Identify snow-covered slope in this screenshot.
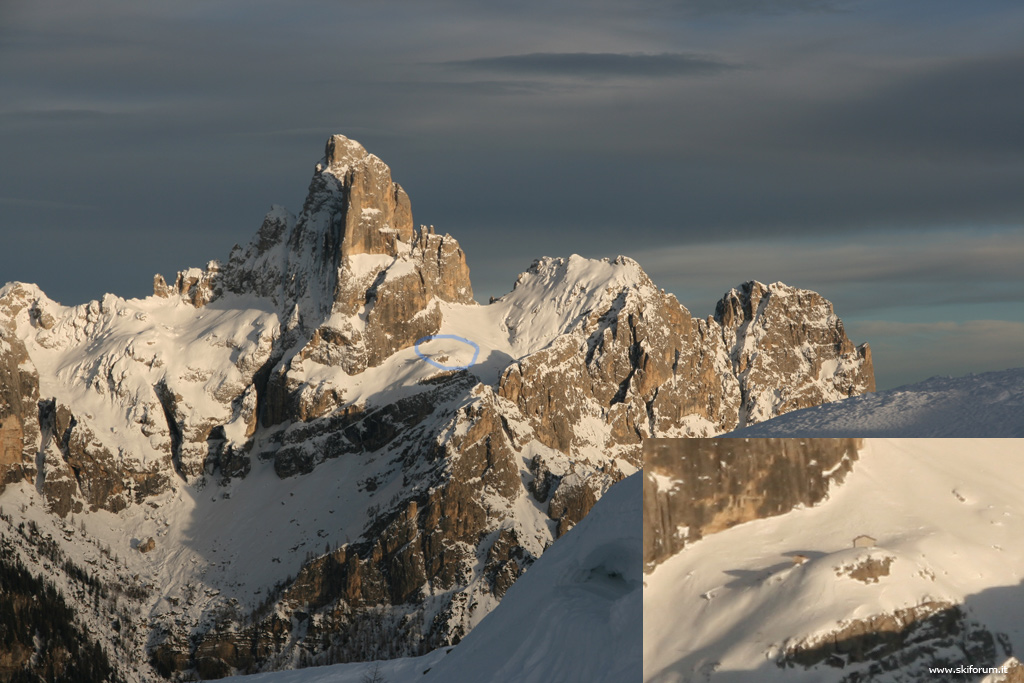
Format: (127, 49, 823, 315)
(727, 368, 1024, 437)
(419, 473, 640, 683)
(227, 651, 447, 683)
(233, 473, 640, 683)
(644, 439, 1024, 682)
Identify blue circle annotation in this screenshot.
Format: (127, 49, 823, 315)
(414, 335, 480, 371)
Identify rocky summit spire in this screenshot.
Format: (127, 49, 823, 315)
(156, 134, 474, 376)
(319, 133, 415, 258)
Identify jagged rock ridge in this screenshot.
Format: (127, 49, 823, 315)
(0, 134, 872, 679)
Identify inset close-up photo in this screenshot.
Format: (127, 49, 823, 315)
(644, 438, 1024, 683)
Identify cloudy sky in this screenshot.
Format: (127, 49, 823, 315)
(2, 0, 1022, 389)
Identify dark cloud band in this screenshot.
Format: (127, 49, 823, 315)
(445, 52, 737, 78)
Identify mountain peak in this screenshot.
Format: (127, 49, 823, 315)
(149, 134, 473, 375)
(306, 133, 415, 259)
(324, 133, 369, 169)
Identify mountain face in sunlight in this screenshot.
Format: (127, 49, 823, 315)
(0, 135, 870, 680)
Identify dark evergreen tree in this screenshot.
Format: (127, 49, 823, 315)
(0, 551, 120, 682)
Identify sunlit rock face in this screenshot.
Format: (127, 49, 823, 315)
(715, 281, 875, 425)
(643, 438, 863, 571)
(0, 288, 40, 492)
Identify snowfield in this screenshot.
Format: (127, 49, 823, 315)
(727, 368, 1024, 437)
(644, 439, 1024, 682)
(227, 651, 446, 683)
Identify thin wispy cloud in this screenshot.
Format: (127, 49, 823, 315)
(853, 319, 1024, 338)
(445, 52, 738, 79)
(0, 196, 97, 211)
(629, 229, 1024, 289)
(798, 52, 1024, 162)
(662, 0, 859, 14)
(620, 228, 1024, 332)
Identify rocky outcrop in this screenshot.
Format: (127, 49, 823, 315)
(495, 261, 873, 463)
(836, 554, 894, 584)
(153, 136, 472, 384)
(218, 137, 471, 384)
(495, 263, 724, 455)
(716, 281, 874, 424)
(323, 134, 415, 258)
(643, 438, 862, 570)
(153, 262, 220, 307)
(173, 389, 538, 673)
(779, 601, 1002, 681)
(993, 658, 1024, 683)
